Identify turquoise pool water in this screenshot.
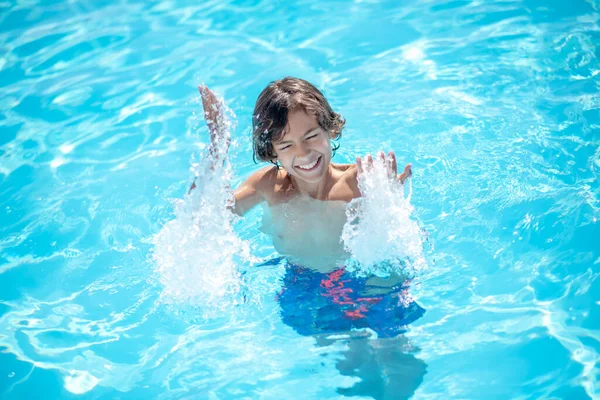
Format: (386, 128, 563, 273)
(1, 0, 599, 398)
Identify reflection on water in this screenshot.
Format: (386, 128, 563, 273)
(317, 332, 427, 400)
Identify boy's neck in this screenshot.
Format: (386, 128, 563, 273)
(290, 164, 335, 201)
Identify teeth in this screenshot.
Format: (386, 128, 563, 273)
(297, 158, 319, 170)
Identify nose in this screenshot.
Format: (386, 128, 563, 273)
(295, 142, 310, 158)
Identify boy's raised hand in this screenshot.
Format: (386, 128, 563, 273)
(198, 85, 230, 153)
(356, 151, 412, 184)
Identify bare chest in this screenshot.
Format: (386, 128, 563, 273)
(263, 168, 359, 206)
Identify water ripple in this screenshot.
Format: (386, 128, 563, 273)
(1, 0, 599, 398)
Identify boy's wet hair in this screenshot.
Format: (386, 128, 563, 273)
(252, 77, 345, 164)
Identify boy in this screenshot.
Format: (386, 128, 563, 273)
(193, 77, 422, 335)
(192, 79, 426, 397)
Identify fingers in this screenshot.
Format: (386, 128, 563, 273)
(197, 85, 223, 141)
(198, 85, 211, 109)
(356, 151, 412, 183)
(366, 154, 373, 171)
(388, 151, 397, 176)
(198, 85, 220, 118)
(357, 154, 372, 174)
(357, 152, 391, 173)
(198, 85, 215, 101)
(379, 150, 399, 179)
(398, 163, 412, 184)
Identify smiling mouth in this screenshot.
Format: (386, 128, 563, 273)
(295, 156, 322, 172)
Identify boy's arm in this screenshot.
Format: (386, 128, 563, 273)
(188, 84, 231, 193)
(232, 167, 273, 216)
(188, 171, 265, 216)
(188, 85, 272, 216)
(199, 85, 230, 158)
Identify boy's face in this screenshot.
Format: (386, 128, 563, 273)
(273, 109, 332, 184)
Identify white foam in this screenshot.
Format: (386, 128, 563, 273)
(152, 96, 253, 318)
(342, 156, 428, 277)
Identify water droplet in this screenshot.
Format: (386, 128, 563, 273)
(8, 372, 15, 378)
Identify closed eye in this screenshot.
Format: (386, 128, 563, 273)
(305, 134, 318, 140)
(278, 145, 291, 150)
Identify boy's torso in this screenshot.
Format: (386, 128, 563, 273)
(254, 163, 360, 272)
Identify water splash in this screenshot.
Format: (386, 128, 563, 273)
(152, 94, 253, 317)
(342, 157, 428, 277)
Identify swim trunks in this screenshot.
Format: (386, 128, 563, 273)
(274, 261, 425, 338)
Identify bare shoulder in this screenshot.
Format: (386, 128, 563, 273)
(244, 165, 293, 202)
(244, 165, 279, 188)
(331, 163, 361, 200)
(333, 162, 359, 182)
(333, 163, 357, 173)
